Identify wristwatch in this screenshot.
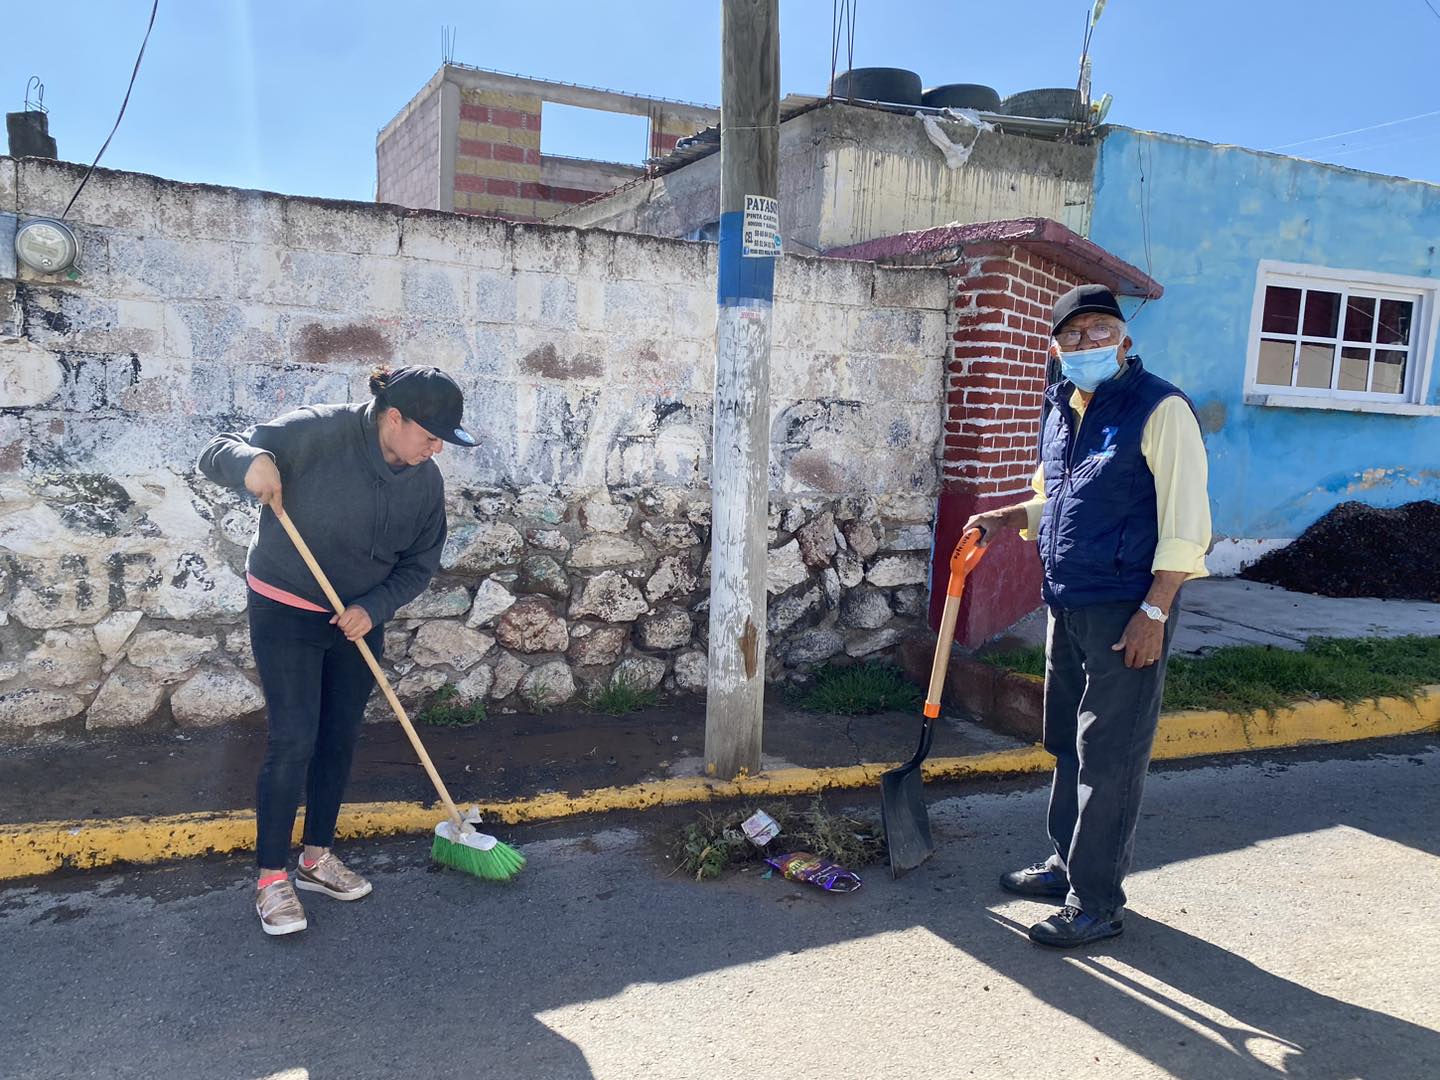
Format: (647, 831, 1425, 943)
(1139, 601, 1168, 623)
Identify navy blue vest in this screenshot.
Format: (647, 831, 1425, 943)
(1037, 356, 1195, 610)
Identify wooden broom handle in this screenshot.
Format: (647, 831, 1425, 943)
(274, 508, 465, 832)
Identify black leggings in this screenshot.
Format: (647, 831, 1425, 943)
(247, 591, 382, 869)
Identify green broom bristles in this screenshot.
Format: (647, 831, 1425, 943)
(431, 830, 526, 881)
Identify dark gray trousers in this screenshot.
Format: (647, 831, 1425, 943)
(1042, 598, 1179, 922)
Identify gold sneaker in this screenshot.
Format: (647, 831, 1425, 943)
(255, 878, 307, 936)
(295, 852, 372, 901)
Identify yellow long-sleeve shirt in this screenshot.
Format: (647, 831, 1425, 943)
(1020, 392, 1212, 580)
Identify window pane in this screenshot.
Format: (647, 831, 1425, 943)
(1257, 339, 1295, 386)
(1302, 290, 1341, 337)
(1377, 299, 1413, 345)
(1344, 296, 1375, 342)
(1373, 350, 1407, 394)
(1262, 286, 1301, 334)
(1338, 347, 1370, 392)
(1296, 343, 1335, 389)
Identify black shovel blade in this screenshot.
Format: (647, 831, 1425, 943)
(881, 762, 934, 878)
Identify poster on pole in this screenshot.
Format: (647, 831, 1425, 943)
(741, 195, 781, 257)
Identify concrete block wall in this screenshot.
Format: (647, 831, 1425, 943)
(0, 157, 949, 740)
(932, 245, 1084, 644)
(376, 85, 442, 210)
(557, 104, 1097, 255)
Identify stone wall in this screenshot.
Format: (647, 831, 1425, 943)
(0, 156, 949, 739)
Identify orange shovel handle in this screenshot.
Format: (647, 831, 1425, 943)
(924, 528, 987, 718)
(946, 526, 986, 597)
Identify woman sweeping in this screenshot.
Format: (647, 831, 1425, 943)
(199, 366, 474, 936)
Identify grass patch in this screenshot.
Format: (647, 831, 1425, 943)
(416, 684, 487, 727)
(798, 662, 922, 715)
(666, 798, 886, 881)
(586, 673, 660, 715)
(1162, 635, 1440, 714)
(978, 645, 1046, 677)
(979, 635, 1440, 715)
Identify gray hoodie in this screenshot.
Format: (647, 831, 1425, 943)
(198, 402, 446, 626)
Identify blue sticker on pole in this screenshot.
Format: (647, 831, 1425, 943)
(718, 207, 775, 306)
(741, 195, 781, 258)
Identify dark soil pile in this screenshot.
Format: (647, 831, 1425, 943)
(1239, 500, 1440, 602)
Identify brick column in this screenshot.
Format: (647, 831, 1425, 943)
(453, 88, 544, 222)
(932, 244, 1084, 645)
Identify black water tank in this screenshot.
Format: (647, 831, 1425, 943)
(921, 84, 1002, 112)
(830, 68, 923, 106)
(6, 111, 57, 158)
(1001, 88, 1085, 121)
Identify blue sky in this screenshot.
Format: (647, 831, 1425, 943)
(4, 1, 1439, 201)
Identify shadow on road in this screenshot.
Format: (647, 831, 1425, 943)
(4, 743, 1437, 1079)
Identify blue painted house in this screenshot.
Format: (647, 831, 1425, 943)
(1088, 127, 1440, 572)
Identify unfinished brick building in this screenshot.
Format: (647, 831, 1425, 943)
(377, 66, 716, 222)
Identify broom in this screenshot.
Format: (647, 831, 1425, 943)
(275, 508, 525, 881)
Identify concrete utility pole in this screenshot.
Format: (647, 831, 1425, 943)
(704, 0, 780, 779)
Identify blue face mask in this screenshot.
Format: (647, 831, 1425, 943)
(1059, 344, 1120, 392)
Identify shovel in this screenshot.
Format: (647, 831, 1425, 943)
(882, 527, 985, 878)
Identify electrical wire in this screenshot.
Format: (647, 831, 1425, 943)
(62, 0, 160, 220)
(829, 0, 856, 99)
(1323, 127, 1440, 159)
(830, 1, 842, 93)
(1129, 138, 1155, 321)
(1266, 108, 1440, 152)
(1423, 0, 1440, 21)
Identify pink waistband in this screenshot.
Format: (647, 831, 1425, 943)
(247, 572, 329, 613)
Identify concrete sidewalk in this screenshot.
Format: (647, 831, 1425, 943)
(2, 576, 1436, 881)
(3, 685, 1436, 881)
(993, 577, 1440, 655)
(0, 699, 1022, 827)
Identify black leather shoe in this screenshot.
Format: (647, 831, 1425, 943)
(999, 861, 1070, 898)
(1028, 905, 1123, 948)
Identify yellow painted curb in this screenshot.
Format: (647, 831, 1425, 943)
(1, 690, 1435, 882)
(1151, 684, 1440, 761)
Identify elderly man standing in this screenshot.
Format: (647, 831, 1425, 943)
(966, 284, 1211, 948)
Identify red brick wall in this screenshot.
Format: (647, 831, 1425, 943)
(932, 243, 1084, 645)
(454, 90, 547, 222)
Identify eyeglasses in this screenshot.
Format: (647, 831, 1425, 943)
(1055, 325, 1121, 348)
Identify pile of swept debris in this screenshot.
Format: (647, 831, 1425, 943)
(1240, 500, 1440, 602)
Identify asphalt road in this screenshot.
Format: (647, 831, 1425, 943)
(4, 738, 1438, 1080)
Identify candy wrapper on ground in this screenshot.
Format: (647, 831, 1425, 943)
(764, 851, 863, 893)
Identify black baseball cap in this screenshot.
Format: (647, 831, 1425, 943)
(1051, 283, 1126, 335)
(382, 366, 476, 447)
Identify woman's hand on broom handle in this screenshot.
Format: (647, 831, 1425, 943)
(272, 506, 466, 833)
(332, 605, 373, 642)
(244, 454, 284, 515)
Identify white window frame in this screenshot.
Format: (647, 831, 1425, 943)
(1243, 260, 1440, 416)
